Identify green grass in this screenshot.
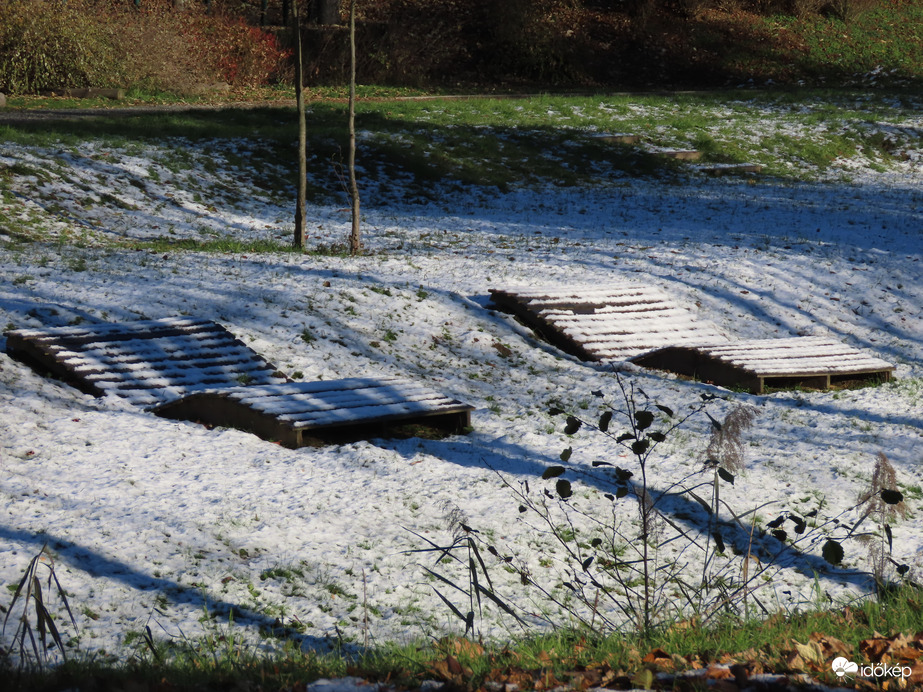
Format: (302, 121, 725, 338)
(132, 237, 307, 254)
(770, 3, 923, 83)
(0, 89, 919, 265)
(4, 584, 921, 690)
(2, 89, 920, 221)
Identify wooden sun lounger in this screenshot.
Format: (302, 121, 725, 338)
(488, 283, 729, 361)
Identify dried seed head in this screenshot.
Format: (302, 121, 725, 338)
(859, 452, 907, 523)
(705, 404, 759, 474)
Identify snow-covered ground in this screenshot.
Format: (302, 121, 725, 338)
(0, 107, 922, 665)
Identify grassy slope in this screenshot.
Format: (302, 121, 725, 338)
(648, 2, 923, 89)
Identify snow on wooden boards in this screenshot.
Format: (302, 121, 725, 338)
(153, 378, 475, 448)
(630, 337, 895, 394)
(4, 318, 476, 445)
(488, 285, 894, 393)
(488, 283, 728, 362)
(4, 317, 286, 409)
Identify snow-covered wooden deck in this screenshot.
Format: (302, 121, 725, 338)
(631, 337, 894, 394)
(153, 378, 474, 448)
(4, 317, 286, 409)
(5, 318, 474, 445)
(488, 283, 729, 361)
(489, 284, 894, 393)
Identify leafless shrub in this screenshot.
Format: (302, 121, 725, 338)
(859, 452, 908, 524)
(405, 504, 523, 639)
(787, 0, 827, 17)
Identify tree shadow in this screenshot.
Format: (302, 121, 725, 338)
(379, 429, 876, 597)
(0, 524, 350, 656)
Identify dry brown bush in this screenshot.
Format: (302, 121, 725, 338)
(0, 0, 289, 95)
(106, 1, 215, 93)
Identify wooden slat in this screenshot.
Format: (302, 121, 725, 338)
(489, 283, 728, 361)
(591, 133, 641, 144)
(697, 338, 893, 376)
(654, 149, 702, 161)
(4, 318, 286, 409)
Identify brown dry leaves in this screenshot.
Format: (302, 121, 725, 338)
(421, 630, 923, 691)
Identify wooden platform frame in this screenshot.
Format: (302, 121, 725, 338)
(489, 285, 895, 394)
(488, 283, 728, 362)
(4, 318, 475, 445)
(4, 317, 286, 409)
(153, 378, 474, 448)
(630, 338, 894, 394)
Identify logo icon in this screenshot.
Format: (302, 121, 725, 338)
(832, 657, 859, 677)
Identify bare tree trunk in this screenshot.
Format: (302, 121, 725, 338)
(347, 0, 361, 255)
(293, 0, 307, 250)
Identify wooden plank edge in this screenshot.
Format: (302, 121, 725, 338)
(699, 163, 763, 176)
(591, 133, 641, 145)
(153, 390, 475, 448)
(631, 346, 894, 394)
(653, 149, 702, 161)
(4, 332, 110, 398)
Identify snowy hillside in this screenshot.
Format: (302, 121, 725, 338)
(0, 109, 921, 664)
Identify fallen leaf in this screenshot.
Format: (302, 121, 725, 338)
(492, 341, 512, 358)
(705, 665, 734, 680)
(642, 647, 674, 669)
(669, 617, 700, 632)
(631, 668, 654, 690)
(886, 632, 923, 661)
(861, 636, 895, 663)
(810, 632, 853, 659)
(446, 654, 464, 676)
(441, 636, 485, 658)
(791, 639, 825, 668)
(784, 650, 807, 671)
